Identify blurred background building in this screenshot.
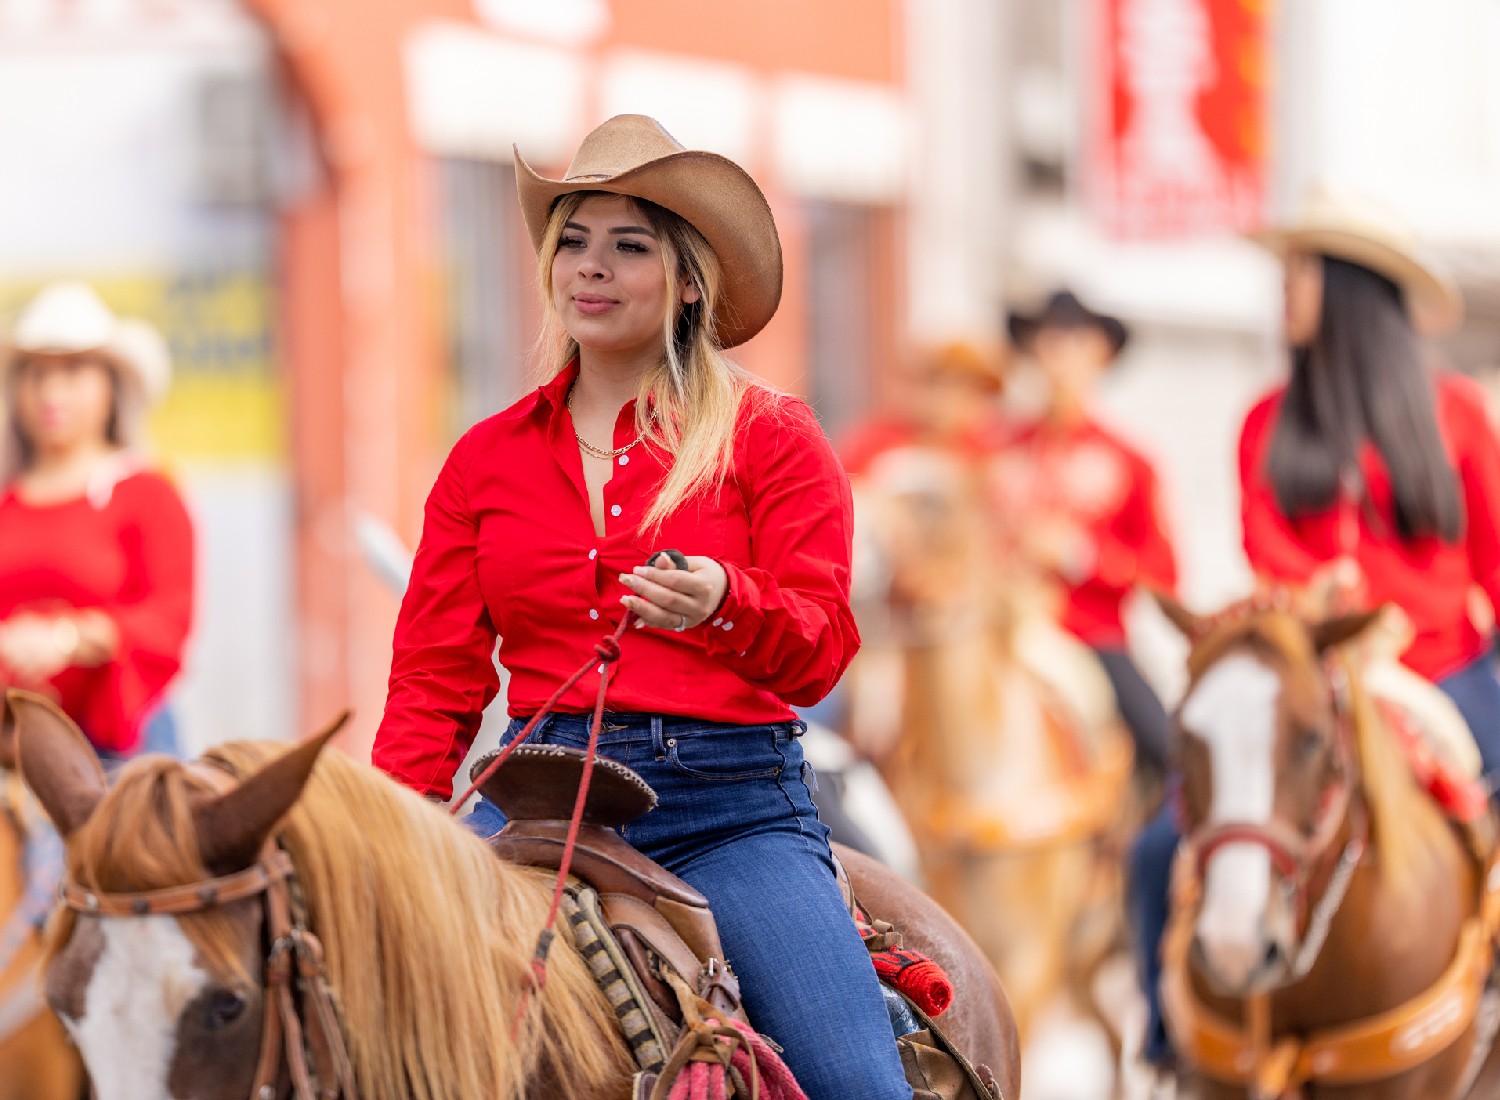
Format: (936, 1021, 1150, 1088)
(3, 0, 1499, 754)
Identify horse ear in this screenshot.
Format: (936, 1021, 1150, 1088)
(1151, 589, 1208, 640)
(10, 689, 107, 838)
(1310, 608, 1386, 654)
(195, 713, 349, 875)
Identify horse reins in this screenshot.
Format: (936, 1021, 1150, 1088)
(60, 808, 359, 1100)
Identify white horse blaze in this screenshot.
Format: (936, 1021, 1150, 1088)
(1181, 653, 1282, 986)
(68, 916, 209, 1100)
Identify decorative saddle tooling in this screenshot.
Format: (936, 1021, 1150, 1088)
(475, 744, 999, 1100)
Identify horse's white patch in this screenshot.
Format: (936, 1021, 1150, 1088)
(1181, 652, 1281, 987)
(69, 916, 208, 1100)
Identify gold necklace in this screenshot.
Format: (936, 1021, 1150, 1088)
(568, 387, 645, 460)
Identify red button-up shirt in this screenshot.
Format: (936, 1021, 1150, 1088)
(1239, 372, 1500, 680)
(374, 363, 860, 798)
(989, 417, 1178, 647)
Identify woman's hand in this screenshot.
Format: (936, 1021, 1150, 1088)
(0, 614, 74, 683)
(619, 553, 729, 632)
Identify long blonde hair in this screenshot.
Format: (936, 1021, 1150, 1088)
(535, 191, 775, 532)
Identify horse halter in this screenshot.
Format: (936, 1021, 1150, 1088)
(1182, 656, 1370, 978)
(60, 838, 359, 1100)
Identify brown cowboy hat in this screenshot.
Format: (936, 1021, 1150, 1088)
(514, 114, 783, 349)
(1007, 289, 1129, 358)
(912, 340, 1006, 391)
(1250, 183, 1463, 336)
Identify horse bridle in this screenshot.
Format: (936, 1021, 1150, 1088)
(60, 836, 359, 1100)
(1181, 656, 1370, 980)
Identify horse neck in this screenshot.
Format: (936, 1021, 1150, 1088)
(902, 613, 1077, 795)
(1278, 724, 1477, 1030)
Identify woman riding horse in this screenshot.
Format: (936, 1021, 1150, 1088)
(1131, 184, 1500, 1066)
(373, 114, 913, 1099)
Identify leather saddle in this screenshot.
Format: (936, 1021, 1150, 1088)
(476, 744, 744, 1024)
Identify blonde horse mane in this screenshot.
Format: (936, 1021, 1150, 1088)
(49, 744, 630, 1100)
(1186, 610, 1446, 890)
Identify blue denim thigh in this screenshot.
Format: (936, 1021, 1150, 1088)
(479, 713, 913, 1100)
(1438, 652, 1500, 786)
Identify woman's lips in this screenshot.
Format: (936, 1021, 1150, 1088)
(573, 295, 618, 316)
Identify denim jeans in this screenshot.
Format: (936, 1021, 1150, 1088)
(1094, 647, 1172, 774)
(468, 712, 914, 1100)
(1127, 648, 1500, 1065)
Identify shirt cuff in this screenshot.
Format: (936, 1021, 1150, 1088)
(700, 560, 764, 656)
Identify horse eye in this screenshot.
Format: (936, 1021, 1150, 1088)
(1296, 729, 1324, 761)
(204, 988, 248, 1031)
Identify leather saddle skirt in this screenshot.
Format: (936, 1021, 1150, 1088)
(473, 744, 743, 1023)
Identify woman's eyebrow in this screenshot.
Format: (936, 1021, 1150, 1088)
(562, 221, 656, 237)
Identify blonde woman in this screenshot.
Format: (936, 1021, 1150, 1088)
(374, 116, 911, 1098)
(0, 281, 193, 761)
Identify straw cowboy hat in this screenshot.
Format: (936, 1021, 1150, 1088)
(515, 114, 783, 348)
(2, 281, 172, 475)
(4, 281, 171, 403)
(1251, 183, 1464, 336)
(1007, 289, 1130, 358)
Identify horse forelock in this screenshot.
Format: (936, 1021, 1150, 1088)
(48, 756, 249, 985)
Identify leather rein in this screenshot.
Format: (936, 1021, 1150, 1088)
(59, 825, 358, 1100)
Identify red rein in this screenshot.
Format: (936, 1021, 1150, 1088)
(450, 609, 636, 1031)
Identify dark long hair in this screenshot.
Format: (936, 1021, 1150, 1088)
(1266, 256, 1462, 543)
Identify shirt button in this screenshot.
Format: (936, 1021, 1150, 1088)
(711, 617, 723, 627)
(588, 549, 598, 561)
(618, 454, 630, 466)
(722, 621, 734, 631)
(589, 609, 600, 621)
(610, 504, 622, 517)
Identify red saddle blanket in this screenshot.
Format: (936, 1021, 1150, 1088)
(1377, 698, 1490, 824)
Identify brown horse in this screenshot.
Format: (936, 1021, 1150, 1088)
(845, 447, 1135, 1042)
(1157, 597, 1500, 1100)
(0, 709, 84, 1100)
(11, 690, 1020, 1100)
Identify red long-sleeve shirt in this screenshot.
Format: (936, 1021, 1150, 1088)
(0, 467, 194, 753)
(990, 417, 1178, 647)
(1239, 372, 1500, 680)
(374, 364, 860, 799)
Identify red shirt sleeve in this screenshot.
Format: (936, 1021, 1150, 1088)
(1445, 375, 1500, 617)
(1089, 450, 1178, 594)
(1239, 390, 1322, 584)
(373, 431, 501, 798)
(701, 396, 861, 706)
(67, 472, 194, 752)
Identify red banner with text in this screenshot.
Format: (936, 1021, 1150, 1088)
(1087, 0, 1271, 239)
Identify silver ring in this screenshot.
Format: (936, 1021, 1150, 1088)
(674, 614, 687, 633)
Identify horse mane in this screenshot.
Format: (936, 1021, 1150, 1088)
(1185, 610, 1448, 890)
(50, 744, 631, 1100)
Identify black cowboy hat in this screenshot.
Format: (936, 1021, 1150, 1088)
(1006, 289, 1129, 357)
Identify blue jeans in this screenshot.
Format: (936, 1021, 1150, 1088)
(1127, 648, 1500, 1065)
(468, 713, 913, 1100)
